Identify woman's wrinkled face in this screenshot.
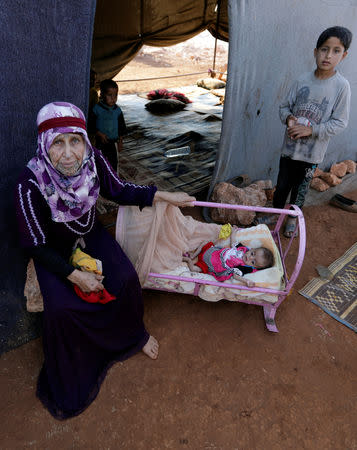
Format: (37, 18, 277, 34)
(48, 133, 85, 176)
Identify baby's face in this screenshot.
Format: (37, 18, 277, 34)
(243, 248, 266, 268)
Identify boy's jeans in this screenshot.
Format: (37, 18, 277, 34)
(273, 155, 317, 209)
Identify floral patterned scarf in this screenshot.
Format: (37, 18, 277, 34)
(27, 102, 100, 222)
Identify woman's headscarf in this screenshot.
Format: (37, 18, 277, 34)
(27, 102, 100, 223)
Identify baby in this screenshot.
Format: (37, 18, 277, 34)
(183, 234, 274, 287)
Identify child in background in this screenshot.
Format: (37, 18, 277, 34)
(183, 234, 274, 287)
(262, 26, 352, 237)
(89, 79, 127, 171)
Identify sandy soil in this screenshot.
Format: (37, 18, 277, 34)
(1, 34, 357, 449)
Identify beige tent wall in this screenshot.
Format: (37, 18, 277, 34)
(92, 0, 228, 80)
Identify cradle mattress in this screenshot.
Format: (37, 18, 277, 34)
(145, 224, 284, 304)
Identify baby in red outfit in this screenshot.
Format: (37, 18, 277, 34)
(183, 235, 274, 287)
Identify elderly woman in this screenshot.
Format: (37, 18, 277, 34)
(15, 102, 195, 419)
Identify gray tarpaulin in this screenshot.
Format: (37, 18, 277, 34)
(210, 0, 357, 196)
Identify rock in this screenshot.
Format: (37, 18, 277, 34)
(316, 265, 334, 280)
(265, 188, 275, 202)
(252, 180, 274, 202)
(342, 159, 356, 174)
(254, 179, 273, 189)
(310, 178, 330, 192)
(313, 167, 325, 178)
(197, 78, 226, 90)
(244, 183, 267, 205)
(320, 172, 342, 186)
(210, 182, 266, 226)
(330, 162, 347, 178)
(145, 98, 186, 113)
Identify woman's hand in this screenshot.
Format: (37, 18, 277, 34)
(67, 269, 104, 293)
(153, 191, 196, 207)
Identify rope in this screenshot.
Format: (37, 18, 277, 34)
(115, 71, 208, 83)
(208, 68, 226, 75)
(115, 68, 227, 84)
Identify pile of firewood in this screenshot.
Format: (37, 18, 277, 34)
(310, 160, 356, 192)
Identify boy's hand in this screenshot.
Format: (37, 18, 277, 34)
(245, 279, 255, 287)
(287, 124, 312, 140)
(286, 115, 297, 127)
(96, 131, 109, 144)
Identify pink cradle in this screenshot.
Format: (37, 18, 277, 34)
(144, 201, 306, 333)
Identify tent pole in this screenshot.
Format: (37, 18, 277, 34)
(212, 0, 222, 71)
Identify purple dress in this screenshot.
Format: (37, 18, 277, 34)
(15, 148, 157, 419)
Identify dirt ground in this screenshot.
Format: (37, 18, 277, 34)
(1, 36, 357, 449)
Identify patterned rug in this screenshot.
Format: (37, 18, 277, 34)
(299, 243, 357, 332)
(117, 90, 222, 196)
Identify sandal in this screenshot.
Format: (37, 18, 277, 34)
(284, 217, 298, 238)
(329, 194, 357, 213)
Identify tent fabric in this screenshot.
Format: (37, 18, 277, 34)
(210, 0, 357, 196)
(208, 0, 229, 42)
(92, 0, 228, 80)
(0, 0, 96, 354)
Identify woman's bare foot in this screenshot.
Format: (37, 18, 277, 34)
(142, 335, 159, 359)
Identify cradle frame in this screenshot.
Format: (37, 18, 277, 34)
(146, 201, 306, 332)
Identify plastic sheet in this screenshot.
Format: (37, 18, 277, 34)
(209, 0, 357, 198)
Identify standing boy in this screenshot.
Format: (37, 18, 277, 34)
(272, 26, 352, 237)
(89, 79, 127, 172)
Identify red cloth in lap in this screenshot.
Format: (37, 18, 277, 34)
(74, 285, 116, 304)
